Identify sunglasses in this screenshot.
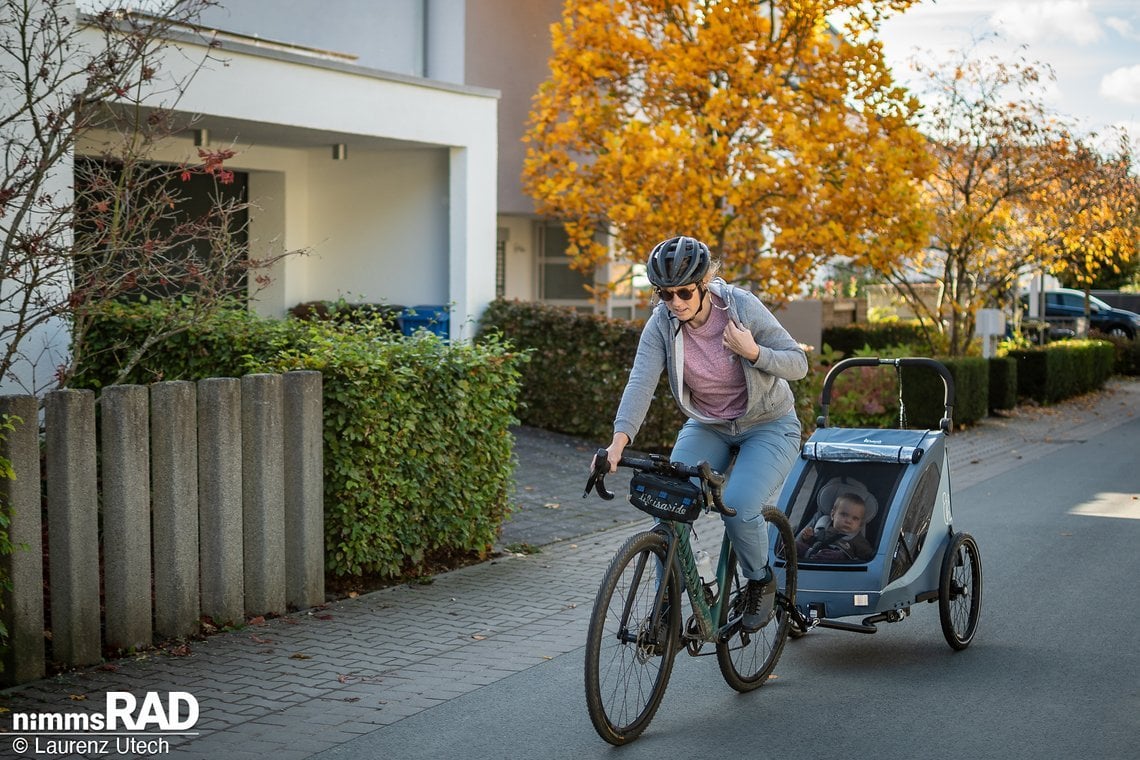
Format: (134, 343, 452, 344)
(656, 286, 698, 302)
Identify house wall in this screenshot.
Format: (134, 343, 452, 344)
(768, 300, 824, 352)
(0, 18, 77, 395)
(465, 0, 561, 216)
(196, 0, 466, 82)
(303, 148, 450, 308)
(79, 16, 498, 338)
(466, 0, 563, 308)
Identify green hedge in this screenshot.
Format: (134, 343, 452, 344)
(479, 299, 686, 451)
(481, 300, 1008, 445)
(76, 301, 526, 579)
(73, 299, 292, 387)
(900, 357, 989, 429)
(1101, 334, 1140, 376)
(988, 356, 1018, 412)
(822, 323, 933, 356)
(1007, 340, 1116, 404)
(259, 326, 525, 577)
(480, 303, 1128, 449)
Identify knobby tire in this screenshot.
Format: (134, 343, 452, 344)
(584, 531, 681, 745)
(716, 506, 797, 691)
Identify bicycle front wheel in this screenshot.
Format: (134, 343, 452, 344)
(716, 506, 797, 692)
(584, 530, 681, 746)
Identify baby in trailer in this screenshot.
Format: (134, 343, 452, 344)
(796, 477, 877, 562)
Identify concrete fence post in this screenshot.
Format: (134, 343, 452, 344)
(197, 377, 244, 626)
(283, 371, 324, 609)
(151, 381, 200, 638)
(0, 395, 45, 684)
(44, 389, 101, 666)
(242, 374, 285, 617)
(101, 385, 152, 652)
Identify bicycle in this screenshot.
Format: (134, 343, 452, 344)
(581, 449, 799, 745)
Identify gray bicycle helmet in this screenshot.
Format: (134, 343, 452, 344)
(646, 236, 710, 288)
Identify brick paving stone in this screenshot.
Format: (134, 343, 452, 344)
(1, 377, 1135, 757)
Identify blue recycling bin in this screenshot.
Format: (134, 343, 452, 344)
(399, 305, 450, 338)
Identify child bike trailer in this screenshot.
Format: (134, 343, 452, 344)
(772, 357, 982, 650)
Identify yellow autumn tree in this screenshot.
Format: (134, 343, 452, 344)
(522, 0, 932, 303)
(877, 48, 1090, 354)
(1025, 131, 1139, 295)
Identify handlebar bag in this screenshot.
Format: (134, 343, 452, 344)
(629, 472, 704, 523)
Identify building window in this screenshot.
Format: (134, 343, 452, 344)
(606, 261, 653, 321)
(496, 227, 508, 299)
(537, 222, 592, 304)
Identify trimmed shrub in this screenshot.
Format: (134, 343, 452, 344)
(73, 299, 290, 387)
(822, 322, 934, 357)
(479, 299, 685, 451)
(289, 299, 404, 332)
(480, 299, 834, 449)
(900, 356, 989, 430)
(814, 359, 902, 430)
(260, 326, 524, 577)
(1099, 334, 1140, 376)
(1007, 340, 1116, 404)
(76, 301, 526, 579)
(481, 301, 1000, 443)
(988, 356, 1018, 412)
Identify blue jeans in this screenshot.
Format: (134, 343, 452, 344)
(671, 411, 801, 581)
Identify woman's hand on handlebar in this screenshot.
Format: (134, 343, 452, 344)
(595, 432, 629, 474)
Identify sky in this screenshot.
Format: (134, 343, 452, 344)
(877, 0, 1140, 147)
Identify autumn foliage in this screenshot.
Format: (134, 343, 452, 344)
(885, 49, 1138, 353)
(1026, 133, 1139, 291)
(523, 0, 933, 302)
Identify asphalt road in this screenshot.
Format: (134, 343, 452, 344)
(312, 413, 1140, 760)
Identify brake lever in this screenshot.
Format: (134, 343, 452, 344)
(696, 461, 735, 517)
(583, 447, 615, 501)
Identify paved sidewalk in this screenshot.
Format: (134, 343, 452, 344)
(1, 378, 1137, 759)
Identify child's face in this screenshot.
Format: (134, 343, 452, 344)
(830, 497, 866, 534)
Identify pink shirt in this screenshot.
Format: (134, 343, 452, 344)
(682, 299, 747, 420)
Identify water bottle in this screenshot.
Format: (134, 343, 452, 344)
(695, 550, 717, 603)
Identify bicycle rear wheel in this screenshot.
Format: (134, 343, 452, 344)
(716, 506, 797, 692)
(584, 530, 681, 746)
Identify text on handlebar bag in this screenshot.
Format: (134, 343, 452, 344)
(629, 472, 704, 523)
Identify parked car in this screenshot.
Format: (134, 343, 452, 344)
(1021, 288, 1140, 339)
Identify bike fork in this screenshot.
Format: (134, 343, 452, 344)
(616, 534, 676, 645)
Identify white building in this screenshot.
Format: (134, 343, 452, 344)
(2, 0, 816, 394)
(163, 0, 634, 320)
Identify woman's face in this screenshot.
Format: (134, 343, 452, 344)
(658, 285, 702, 320)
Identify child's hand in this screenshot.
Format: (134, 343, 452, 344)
(798, 526, 814, 541)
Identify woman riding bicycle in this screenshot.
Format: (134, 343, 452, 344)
(596, 235, 807, 633)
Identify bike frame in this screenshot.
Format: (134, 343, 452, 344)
(649, 520, 736, 648)
(584, 451, 799, 745)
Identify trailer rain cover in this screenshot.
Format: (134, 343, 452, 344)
(801, 428, 930, 464)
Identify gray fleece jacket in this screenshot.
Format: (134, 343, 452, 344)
(613, 278, 808, 445)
